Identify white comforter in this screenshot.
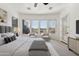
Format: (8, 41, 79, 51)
(0, 36, 44, 56)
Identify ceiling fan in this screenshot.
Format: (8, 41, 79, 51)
(34, 3, 48, 7)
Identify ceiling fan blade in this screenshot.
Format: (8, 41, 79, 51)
(43, 3, 48, 5)
(34, 3, 38, 7)
(34, 3, 48, 7)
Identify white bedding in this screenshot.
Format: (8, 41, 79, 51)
(0, 36, 44, 56)
(0, 36, 28, 56)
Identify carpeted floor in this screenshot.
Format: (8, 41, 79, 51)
(13, 35, 77, 56)
(50, 40, 77, 56)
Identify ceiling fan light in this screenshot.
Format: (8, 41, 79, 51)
(43, 3, 48, 5)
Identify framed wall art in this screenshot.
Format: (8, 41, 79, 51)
(0, 8, 7, 23)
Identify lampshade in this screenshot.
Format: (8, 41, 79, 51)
(14, 27, 17, 32)
(14, 27, 20, 33)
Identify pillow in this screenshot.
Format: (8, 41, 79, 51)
(10, 36, 14, 41)
(4, 37, 11, 44)
(10, 35, 16, 42)
(1, 33, 14, 38)
(3, 34, 16, 44)
(4, 37, 8, 44)
(7, 37, 11, 42)
(13, 35, 16, 40)
(0, 37, 4, 46)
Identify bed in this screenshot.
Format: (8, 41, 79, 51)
(0, 36, 27, 56)
(0, 35, 51, 56)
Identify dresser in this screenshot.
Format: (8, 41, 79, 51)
(68, 37, 79, 55)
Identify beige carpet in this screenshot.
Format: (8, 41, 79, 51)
(50, 40, 77, 56)
(13, 35, 77, 56)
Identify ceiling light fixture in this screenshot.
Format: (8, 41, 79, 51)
(34, 3, 49, 7)
(43, 3, 48, 5)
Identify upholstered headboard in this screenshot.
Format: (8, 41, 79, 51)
(0, 26, 14, 46)
(0, 26, 12, 33)
(0, 26, 5, 33)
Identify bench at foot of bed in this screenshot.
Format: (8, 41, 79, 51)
(29, 40, 51, 56)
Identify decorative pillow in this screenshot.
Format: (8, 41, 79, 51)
(0, 37, 4, 45)
(4, 37, 11, 44)
(4, 37, 9, 44)
(10, 36, 14, 41)
(10, 35, 16, 42)
(7, 37, 11, 42)
(12, 36, 15, 41)
(3, 32, 17, 44)
(13, 35, 16, 40)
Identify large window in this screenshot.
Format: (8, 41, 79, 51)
(31, 20, 56, 29)
(31, 20, 57, 34)
(40, 20, 48, 28)
(48, 20, 56, 28)
(31, 20, 39, 29)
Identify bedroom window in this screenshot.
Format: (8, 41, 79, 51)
(48, 20, 56, 28)
(40, 20, 48, 29)
(31, 20, 39, 35)
(31, 20, 39, 29)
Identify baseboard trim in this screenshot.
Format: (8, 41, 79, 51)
(68, 48, 79, 56)
(61, 41, 68, 45)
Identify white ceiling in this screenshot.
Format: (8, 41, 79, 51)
(9, 3, 67, 14)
